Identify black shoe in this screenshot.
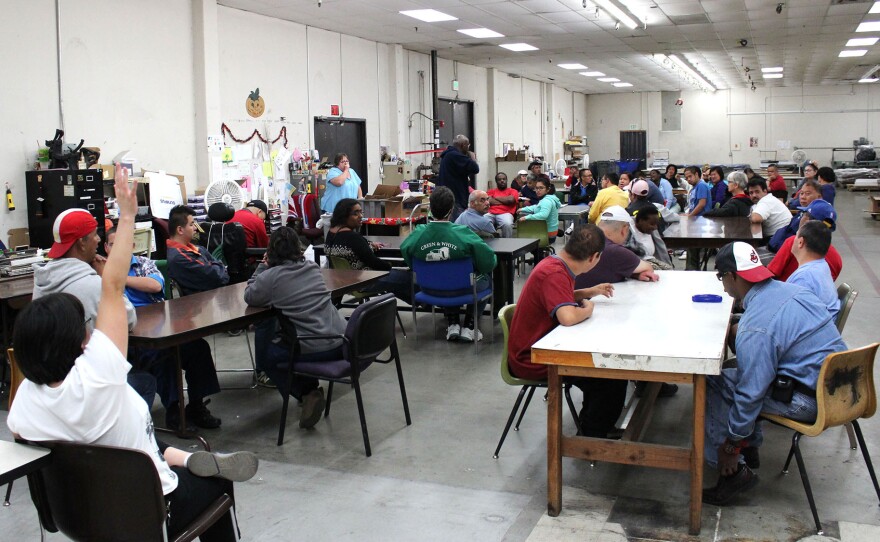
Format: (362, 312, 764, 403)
(702, 464, 759, 506)
(741, 447, 760, 469)
(186, 400, 222, 429)
(634, 382, 679, 398)
(165, 403, 196, 432)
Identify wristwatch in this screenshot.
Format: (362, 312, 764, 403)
(722, 438, 742, 455)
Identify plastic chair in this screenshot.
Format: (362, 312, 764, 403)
(275, 294, 411, 456)
(198, 203, 249, 285)
(410, 258, 494, 347)
(153, 259, 174, 300)
(835, 283, 860, 448)
(493, 305, 582, 458)
(771, 189, 789, 203)
(23, 440, 233, 542)
(328, 255, 406, 338)
(760, 343, 880, 535)
(516, 219, 555, 272)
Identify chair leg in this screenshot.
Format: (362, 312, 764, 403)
(324, 381, 334, 417)
(845, 422, 858, 450)
(277, 393, 291, 446)
(393, 351, 412, 425)
(352, 379, 371, 457)
(782, 440, 796, 474)
(3, 481, 12, 506)
(395, 311, 407, 339)
(411, 301, 418, 343)
(852, 420, 880, 506)
(563, 384, 583, 435)
(514, 386, 537, 431)
(494, 386, 531, 459)
(791, 432, 823, 535)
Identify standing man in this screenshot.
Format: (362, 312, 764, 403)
(588, 173, 628, 223)
(228, 199, 269, 249)
(438, 134, 480, 219)
(455, 190, 497, 238)
(486, 172, 519, 238)
(569, 168, 598, 206)
(166, 205, 230, 296)
(747, 178, 791, 239)
(704, 242, 846, 505)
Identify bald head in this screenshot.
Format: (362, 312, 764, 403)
(453, 134, 470, 153)
(597, 218, 630, 244)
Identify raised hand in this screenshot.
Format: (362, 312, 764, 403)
(113, 164, 139, 220)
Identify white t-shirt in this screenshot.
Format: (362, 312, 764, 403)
(7, 330, 178, 495)
(751, 193, 791, 236)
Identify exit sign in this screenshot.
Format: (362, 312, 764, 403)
(629, 123, 638, 129)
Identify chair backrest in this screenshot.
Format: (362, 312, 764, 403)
(815, 343, 879, 432)
(835, 282, 858, 333)
(7, 348, 25, 409)
(153, 259, 173, 300)
(25, 440, 168, 541)
(411, 257, 475, 292)
(516, 219, 549, 248)
(771, 189, 789, 202)
(198, 221, 249, 283)
(343, 293, 398, 364)
(328, 255, 353, 270)
(498, 304, 520, 385)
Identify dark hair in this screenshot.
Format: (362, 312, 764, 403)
(168, 205, 196, 235)
(650, 169, 660, 176)
(666, 164, 678, 175)
(743, 167, 755, 175)
(333, 153, 348, 167)
(710, 166, 725, 179)
(797, 220, 832, 256)
(747, 178, 768, 192)
(430, 186, 455, 219)
(105, 227, 117, 241)
(630, 201, 660, 224)
(331, 198, 361, 228)
(684, 166, 701, 176)
(266, 227, 304, 267)
(494, 172, 507, 183)
(536, 175, 553, 194)
(13, 293, 86, 385)
(605, 172, 619, 185)
(579, 168, 590, 177)
(800, 178, 821, 194)
(565, 224, 606, 261)
(817, 166, 836, 184)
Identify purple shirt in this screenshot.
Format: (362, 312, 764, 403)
(574, 238, 641, 288)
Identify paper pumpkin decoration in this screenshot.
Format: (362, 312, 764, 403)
(246, 88, 265, 118)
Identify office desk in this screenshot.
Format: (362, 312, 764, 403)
(0, 440, 51, 487)
(312, 236, 538, 311)
(129, 270, 387, 435)
(532, 271, 731, 535)
(662, 215, 763, 250)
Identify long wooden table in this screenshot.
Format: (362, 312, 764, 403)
(531, 271, 731, 535)
(312, 236, 538, 312)
(129, 269, 388, 435)
(662, 215, 763, 250)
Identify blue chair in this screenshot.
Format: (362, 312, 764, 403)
(410, 258, 494, 346)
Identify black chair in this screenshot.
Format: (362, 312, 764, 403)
(276, 293, 412, 456)
(23, 440, 233, 542)
(198, 202, 249, 284)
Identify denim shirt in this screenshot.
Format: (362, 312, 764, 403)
(659, 178, 675, 209)
(786, 259, 840, 321)
(730, 279, 847, 440)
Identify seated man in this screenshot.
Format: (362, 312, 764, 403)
(507, 224, 620, 437)
(767, 199, 842, 281)
(765, 164, 787, 193)
(31, 209, 153, 407)
(588, 173, 628, 224)
(684, 166, 713, 217)
(704, 242, 846, 506)
(767, 179, 823, 253)
(748, 178, 791, 239)
(104, 228, 222, 430)
(624, 202, 673, 270)
(455, 190, 497, 238)
(704, 171, 751, 218)
(486, 172, 519, 238)
(569, 168, 598, 206)
(167, 205, 230, 295)
(228, 199, 269, 248)
(576, 206, 659, 288)
(511, 169, 528, 192)
(401, 186, 497, 342)
(519, 173, 539, 206)
(786, 221, 840, 320)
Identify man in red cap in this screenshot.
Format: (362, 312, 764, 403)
(703, 241, 846, 506)
(32, 208, 154, 406)
(227, 200, 269, 249)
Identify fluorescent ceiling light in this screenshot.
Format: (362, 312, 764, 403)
(847, 37, 879, 47)
(579, 71, 605, 77)
(598, 77, 620, 82)
(399, 9, 457, 22)
(667, 54, 716, 92)
(613, 82, 633, 87)
(860, 78, 879, 83)
(861, 64, 880, 80)
(558, 63, 588, 70)
(763, 74, 783, 79)
(871, 2, 880, 14)
(761, 67, 783, 73)
(840, 49, 868, 57)
(593, 0, 638, 30)
(457, 28, 504, 38)
(856, 21, 880, 32)
(500, 43, 538, 51)
(652, 53, 716, 92)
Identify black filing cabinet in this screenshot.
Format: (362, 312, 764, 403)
(25, 169, 105, 249)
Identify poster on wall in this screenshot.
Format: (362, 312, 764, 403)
(749, 137, 758, 148)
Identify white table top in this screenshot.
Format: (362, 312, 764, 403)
(0, 440, 50, 484)
(532, 270, 732, 375)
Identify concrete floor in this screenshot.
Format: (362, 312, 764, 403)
(2, 188, 880, 541)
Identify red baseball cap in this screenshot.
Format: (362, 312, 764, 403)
(714, 242, 774, 283)
(48, 209, 98, 258)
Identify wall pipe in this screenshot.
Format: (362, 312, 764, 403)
(56, 0, 65, 131)
(728, 108, 880, 116)
(430, 50, 439, 149)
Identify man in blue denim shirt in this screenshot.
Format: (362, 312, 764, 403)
(704, 242, 847, 505)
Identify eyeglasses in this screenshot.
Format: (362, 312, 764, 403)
(535, 185, 548, 191)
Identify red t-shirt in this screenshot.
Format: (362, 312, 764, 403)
(768, 175, 787, 193)
(508, 257, 579, 381)
(228, 208, 269, 248)
(767, 236, 842, 281)
(487, 187, 520, 215)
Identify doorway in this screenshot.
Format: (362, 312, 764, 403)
(314, 117, 368, 194)
(436, 99, 475, 153)
(620, 130, 647, 172)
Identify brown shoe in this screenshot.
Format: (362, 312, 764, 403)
(300, 387, 325, 429)
(702, 464, 759, 506)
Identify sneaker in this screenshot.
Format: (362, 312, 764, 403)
(446, 324, 461, 341)
(741, 447, 760, 469)
(165, 403, 196, 432)
(256, 371, 276, 388)
(300, 387, 325, 429)
(460, 327, 483, 342)
(187, 450, 259, 482)
(678, 250, 688, 260)
(186, 400, 222, 429)
(702, 464, 759, 506)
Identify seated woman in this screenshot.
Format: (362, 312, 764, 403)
(245, 227, 347, 430)
(624, 202, 673, 270)
(518, 177, 561, 244)
(7, 166, 257, 542)
(324, 198, 413, 303)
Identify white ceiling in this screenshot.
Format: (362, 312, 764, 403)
(218, 0, 880, 93)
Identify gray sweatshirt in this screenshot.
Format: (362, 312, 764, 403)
(32, 258, 137, 331)
(244, 259, 345, 354)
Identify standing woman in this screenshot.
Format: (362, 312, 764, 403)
(321, 153, 364, 214)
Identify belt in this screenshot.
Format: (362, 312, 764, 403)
(794, 381, 816, 398)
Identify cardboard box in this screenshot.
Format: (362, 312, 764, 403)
(363, 185, 426, 218)
(505, 150, 527, 161)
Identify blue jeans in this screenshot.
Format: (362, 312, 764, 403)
(705, 366, 817, 468)
(363, 267, 414, 304)
(133, 342, 221, 408)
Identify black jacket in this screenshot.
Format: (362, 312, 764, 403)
(703, 194, 752, 217)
